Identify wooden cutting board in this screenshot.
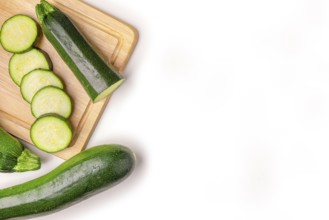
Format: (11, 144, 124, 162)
(0, 0, 138, 159)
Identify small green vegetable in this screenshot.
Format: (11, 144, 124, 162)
(0, 127, 40, 172)
(0, 144, 136, 219)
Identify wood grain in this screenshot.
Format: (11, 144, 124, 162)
(0, 0, 138, 159)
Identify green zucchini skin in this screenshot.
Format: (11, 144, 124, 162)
(0, 144, 136, 219)
(0, 127, 23, 172)
(0, 127, 40, 172)
(36, 0, 124, 102)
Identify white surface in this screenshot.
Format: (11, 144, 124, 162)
(2, 0, 329, 219)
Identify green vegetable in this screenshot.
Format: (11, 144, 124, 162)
(31, 86, 72, 118)
(20, 69, 64, 103)
(0, 144, 136, 219)
(9, 48, 51, 86)
(30, 114, 73, 152)
(0, 14, 39, 53)
(0, 127, 40, 172)
(36, 0, 125, 103)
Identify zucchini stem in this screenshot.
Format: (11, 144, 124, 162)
(41, 0, 57, 13)
(35, 4, 45, 24)
(36, 0, 57, 24)
(13, 149, 41, 172)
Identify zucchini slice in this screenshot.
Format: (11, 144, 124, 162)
(36, 0, 125, 102)
(30, 114, 72, 153)
(31, 86, 72, 118)
(9, 48, 51, 86)
(0, 15, 39, 53)
(20, 69, 64, 103)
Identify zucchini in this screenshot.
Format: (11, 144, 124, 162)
(9, 48, 51, 86)
(0, 14, 39, 53)
(36, 0, 125, 103)
(30, 114, 72, 152)
(0, 144, 135, 219)
(31, 86, 72, 118)
(20, 69, 64, 103)
(0, 127, 40, 172)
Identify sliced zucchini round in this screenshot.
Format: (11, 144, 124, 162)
(30, 114, 72, 153)
(0, 15, 39, 53)
(9, 48, 51, 86)
(20, 69, 64, 103)
(31, 86, 72, 118)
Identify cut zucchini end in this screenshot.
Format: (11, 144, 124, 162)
(30, 114, 72, 153)
(93, 79, 125, 103)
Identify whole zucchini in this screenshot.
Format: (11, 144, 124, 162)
(0, 144, 136, 219)
(36, 0, 125, 103)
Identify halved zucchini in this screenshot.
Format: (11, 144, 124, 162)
(0, 15, 39, 53)
(31, 86, 72, 118)
(36, 0, 125, 103)
(9, 48, 51, 86)
(30, 114, 72, 153)
(20, 69, 64, 103)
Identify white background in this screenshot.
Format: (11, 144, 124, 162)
(2, 0, 329, 219)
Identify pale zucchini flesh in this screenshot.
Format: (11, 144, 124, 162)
(31, 86, 72, 118)
(20, 69, 64, 103)
(0, 15, 39, 53)
(9, 48, 51, 85)
(94, 79, 125, 102)
(30, 114, 72, 153)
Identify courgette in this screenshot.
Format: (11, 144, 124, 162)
(36, 0, 125, 103)
(30, 114, 72, 153)
(0, 144, 135, 219)
(0, 14, 39, 53)
(0, 127, 40, 172)
(9, 48, 51, 86)
(31, 86, 72, 118)
(20, 69, 64, 103)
